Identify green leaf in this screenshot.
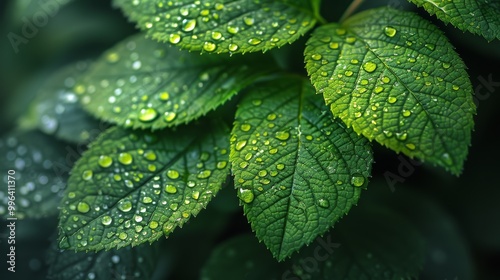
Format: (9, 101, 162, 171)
(304, 7, 476, 175)
(58, 121, 230, 251)
(0, 130, 68, 219)
(230, 77, 373, 261)
(47, 238, 162, 280)
(74, 33, 274, 130)
(293, 202, 425, 280)
(112, 0, 317, 54)
(19, 60, 105, 144)
(409, 0, 500, 41)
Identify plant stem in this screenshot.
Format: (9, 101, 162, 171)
(339, 0, 364, 22)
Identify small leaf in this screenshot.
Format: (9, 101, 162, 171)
(230, 77, 373, 260)
(19, 60, 105, 144)
(112, 0, 317, 54)
(305, 7, 476, 175)
(75, 33, 275, 130)
(0, 130, 68, 219)
(58, 121, 230, 251)
(48, 238, 162, 280)
(409, 0, 500, 41)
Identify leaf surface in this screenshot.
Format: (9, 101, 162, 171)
(58, 121, 230, 251)
(409, 0, 500, 41)
(305, 7, 476, 175)
(230, 77, 373, 260)
(112, 0, 317, 53)
(75, 33, 274, 130)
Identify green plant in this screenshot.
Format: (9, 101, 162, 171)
(1, 0, 499, 279)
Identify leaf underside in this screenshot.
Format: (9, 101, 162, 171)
(58, 121, 230, 251)
(112, 0, 317, 54)
(305, 7, 475, 175)
(230, 77, 373, 261)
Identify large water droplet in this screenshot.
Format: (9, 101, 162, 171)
(138, 108, 158, 122)
(275, 131, 290, 141)
(351, 174, 366, 187)
(167, 170, 180, 179)
(317, 198, 330, 208)
(101, 215, 113, 226)
(169, 34, 181, 44)
(165, 184, 177, 193)
(384, 26, 397, 37)
(238, 189, 254, 204)
(182, 19, 197, 32)
(363, 62, 377, 73)
(98, 155, 113, 168)
(77, 202, 90, 213)
(235, 140, 247, 151)
(82, 170, 93, 181)
(118, 200, 133, 212)
(118, 153, 133, 165)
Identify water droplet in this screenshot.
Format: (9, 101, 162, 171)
(118, 153, 133, 165)
(211, 31, 222, 40)
(182, 19, 197, 32)
(227, 25, 239, 34)
(243, 16, 255, 26)
(374, 86, 384, 94)
(106, 52, 120, 63)
(144, 151, 157, 161)
(335, 28, 346, 35)
(248, 38, 262, 45)
(363, 62, 377, 73)
(98, 155, 113, 168)
(101, 215, 112, 225)
(167, 170, 180, 179)
(165, 184, 177, 194)
(217, 161, 227, 169)
(442, 153, 453, 166)
(381, 76, 390, 84)
(238, 189, 254, 203)
(142, 197, 153, 204)
(345, 36, 356, 43)
(192, 191, 200, 200)
(203, 42, 217, 52)
(170, 203, 178, 211)
(425, 43, 435, 50)
(169, 34, 181, 44)
(149, 221, 159, 229)
(345, 70, 353, 77)
(452, 85, 460, 91)
(77, 202, 90, 213)
(139, 108, 158, 122)
(164, 112, 177, 122)
(82, 170, 93, 181)
(402, 110, 411, 117)
(118, 232, 128, 240)
(240, 124, 251, 132)
(351, 174, 365, 187)
(384, 26, 397, 37)
(387, 97, 397, 104)
(228, 43, 239, 51)
(405, 143, 416, 150)
(134, 215, 143, 222)
(197, 170, 212, 179)
(275, 131, 290, 141)
(276, 163, 285, 170)
(442, 62, 451, 69)
(396, 132, 408, 141)
(329, 42, 339, 49)
(235, 140, 247, 151)
(317, 198, 329, 208)
(118, 200, 133, 212)
(311, 54, 322, 60)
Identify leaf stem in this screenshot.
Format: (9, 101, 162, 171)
(339, 0, 364, 22)
(311, 0, 328, 24)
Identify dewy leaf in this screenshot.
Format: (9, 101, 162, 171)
(19, 60, 106, 144)
(409, 0, 500, 41)
(58, 121, 230, 251)
(0, 130, 68, 219)
(230, 77, 373, 261)
(48, 238, 162, 280)
(304, 7, 476, 175)
(112, 0, 317, 54)
(75, 33, 275, 130)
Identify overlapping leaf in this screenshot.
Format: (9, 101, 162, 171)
(112, 0, 317, 54)
(230, 77, 373, 260)
(409, 0, 500, 41)
(19, 60, 105, 144)
(305, 7, 476, 175)
(74, 33, 275, 130)
(0, 130, 68, 219)
(58, 121, 230, 251)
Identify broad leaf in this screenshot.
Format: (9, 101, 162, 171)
(58, 121, 230, 251)
(48, 238, 162, 280)
(305, 7, 476, 175)
(74, 33, 275, 130)
(230, 77, 373, 260)
(112, 0, 317, 54)
(0, 130, 68, 219)
(19, 60, 105, 144)
(409, 0, 500, 41)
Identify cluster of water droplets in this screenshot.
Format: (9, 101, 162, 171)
(123, 0, 315, 54)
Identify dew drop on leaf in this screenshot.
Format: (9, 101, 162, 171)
(384, 26, 397, 37)
(238, 188, 255, 204)
(98, 155, 113, 168)
(77, 202, 90, 213)
(350, 174, 366, 187)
